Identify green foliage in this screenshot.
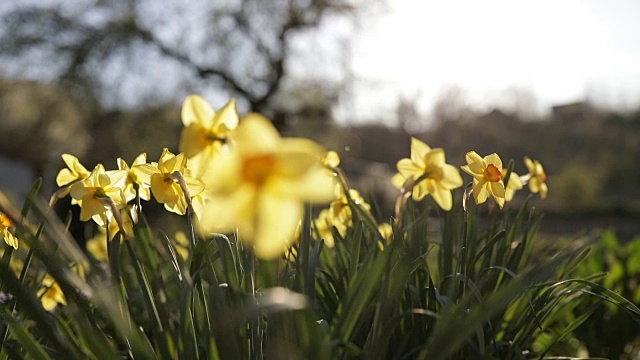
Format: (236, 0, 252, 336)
(1, 181, 639, 359)
(561, 230, 640, 358)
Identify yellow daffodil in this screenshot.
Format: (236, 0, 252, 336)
(117, 153, 151, 201)
(199, 113, 335, 259)
(137, 149, 205, 215)
(524, 157, 548, 199)
(391, 137, 463, 211)
(502, 168, 524, 202)
(69, 164, 128, 226)
(86, 235, 109, 262)
(172, 231, 190, 261)
(311, 188, 371, 248)
(180, 95, 238, 158)
(378, 223, 393, 246)
(85, 212, 133, 261)
(461, 151, 506, 208)
(0, 212, 18, 250)
(56, 154, 91, 186)
(314, 209, 338, 247)
(38, 276, 66, 311)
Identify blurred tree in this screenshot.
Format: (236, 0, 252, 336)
(0, 77, 89, 179)
(0, 0, 375, 129)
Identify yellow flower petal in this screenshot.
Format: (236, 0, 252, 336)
(56, 154, 90, 186)
(391, 173, 407, 189)
(212, 99, 239, 135)
(179, 123, 210, 158)
(78, 196, 107, 222)
(397, 158, 422, 179)
(150, 173, 179, 205)
(182, 94, 215, 128)
(473, 180, 489, 205)
(410, 137, 432, 168)
(440, 164, 464, 189)
(484, 153, 503, 169)
(232, 113, 280, 155)
(412, 178, 430, 201)
(430, 181, 454, 211)
(253, 193, 303, 260)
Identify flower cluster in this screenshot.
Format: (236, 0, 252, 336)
(312, 151, 394, 249)
(392, 138, 548, 210)
(55, 95, 335, 260)
(53, 97, 548, 265)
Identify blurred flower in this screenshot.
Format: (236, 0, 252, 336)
(180, 95, 238, 158)
(378, 223, 393, 247)
(117, 153, 151, 201)
(137, 149, 205, 215)
(502, 168, 524, 202)
(69, 165, 128, 226)
(313, 189, 371, 248)
(0, 212, 18, 250)
(314, 208, 338, 247)
(38, 276, 66, 311)
(56, 154, 91, 187)
(86, 234, 108, 262)
(72, 261, 89, 281)
(86, 211, 134, 261)
(321, 150, 341, 169)
(172, 231, 190, 261)
(461, 151, 506, 208)
(391, 137, 463, 211)
(524, 157, 548, 199)
(199, 114, 335, 259)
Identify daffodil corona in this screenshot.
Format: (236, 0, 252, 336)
(199, 114, 335, 259)
(391, 137, 463, 211)
(461, 151, 506, 208)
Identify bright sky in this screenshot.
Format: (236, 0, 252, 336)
(341, 0, 640, 122)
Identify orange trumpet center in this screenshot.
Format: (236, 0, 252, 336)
(243, 154, 275, 185)
(483, 164, 502, 182)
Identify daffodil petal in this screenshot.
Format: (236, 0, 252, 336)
(391, 173, 407, 189)
(410, 137, 431, 168)
(180, 123, 209, 158)
(397, 158, 423, 179)
(431, 184, 453, 211)
(182, 94, 215, 128)
(253, 193, 302, 260)
(56, 169, 77, 187)
(440, 164, 464, 189)
(412, 179, 430, 201)
(473, 180, 488, 204)
(490, 181, 506, 198)
(233, 114, 281, 155)
(484, 153, 503, 169)
(212, 98, 239, 135)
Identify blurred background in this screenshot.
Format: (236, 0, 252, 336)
(1, 0, 639, 240)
